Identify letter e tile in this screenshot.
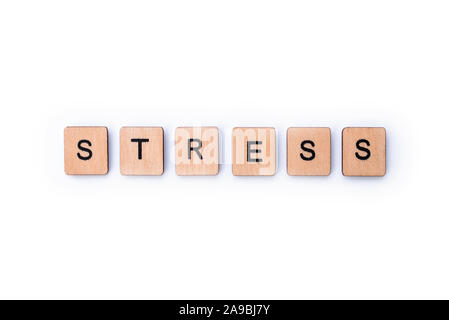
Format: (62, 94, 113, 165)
(232, 127, 276, 176)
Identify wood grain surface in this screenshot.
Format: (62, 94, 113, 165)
(175, 127, 219, 176)
(120, 127, 164, 175)
(64, 126, 108, 175)
(287, 127, 331, 176)
(342, 127, 386, 176)
(232, 127, 276, 176)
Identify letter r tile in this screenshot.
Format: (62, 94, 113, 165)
(64, 126, 109, 175)
(232, 127, 276, 176)
(342, 127, 386, 176)
(175, 127, 219, 176)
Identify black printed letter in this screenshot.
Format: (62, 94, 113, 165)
(131, 138, 149, 160)
(355, 139, 371, 160)
(300, 140, 316, 161)
(247, 141, 262, 163)
(77, 140, 92, 160)
(188, 139, 203, 160)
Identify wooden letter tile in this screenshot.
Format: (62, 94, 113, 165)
(342, 127, 386, 176)
(232, 127, 276, 176)
(64, 126, 108, 175)
(120, 127, 164, 175)
(287, 127, 331, 176)
(175, 127, 219, 175)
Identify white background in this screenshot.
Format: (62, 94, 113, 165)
(0, 0, 448, 299)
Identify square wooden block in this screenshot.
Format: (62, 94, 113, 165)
(175, 127, 219, 175)
(232, 127, 276, 176)
(342, 127, 386, 176)
(64, 126, 108, 175)
(287, 127, 331, 176)
(120, 127, 164, 175)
